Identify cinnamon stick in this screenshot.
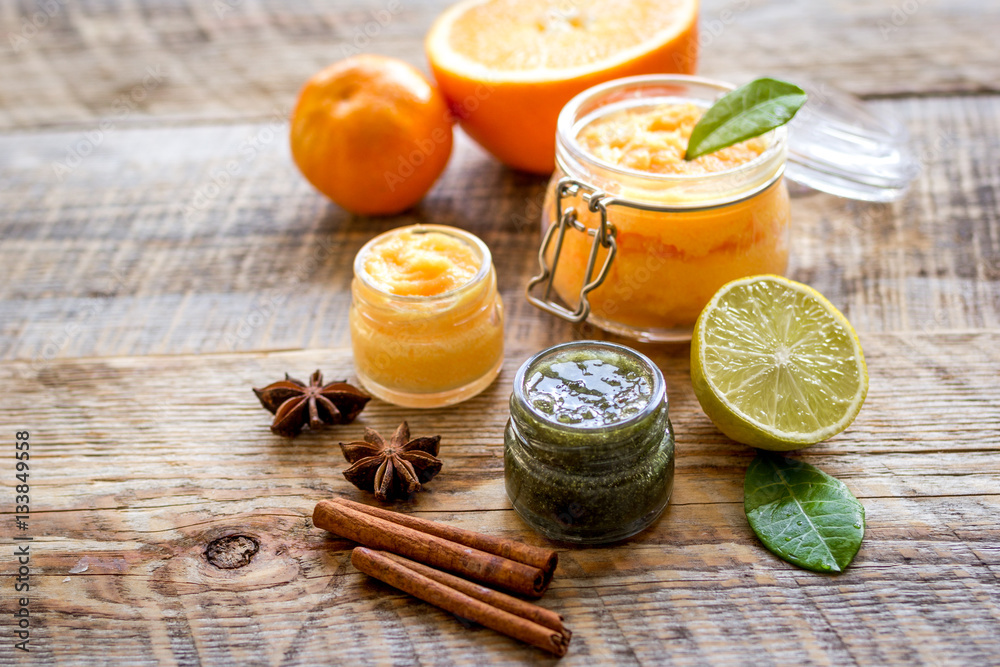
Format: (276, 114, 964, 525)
(329, 497, 558, 583)
(379, 551, 569, 637)
(313, 499, 549, 598)
(352, 547, 570, 657)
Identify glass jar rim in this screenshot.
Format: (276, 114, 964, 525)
(353, 224, 493, 303)
(512, 340, 667, 436)
(557, 74, 787, 187)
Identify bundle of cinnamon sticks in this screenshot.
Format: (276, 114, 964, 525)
(313, 497, 571, 656)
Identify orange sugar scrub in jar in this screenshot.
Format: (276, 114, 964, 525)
(350, 224, 504, 408)
(528, 75, 791, 341)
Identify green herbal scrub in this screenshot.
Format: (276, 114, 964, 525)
(505, 341, 675, 544)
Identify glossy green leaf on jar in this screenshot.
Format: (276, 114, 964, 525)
(744, 452, 865, 573)
(685, 77, 807, 160)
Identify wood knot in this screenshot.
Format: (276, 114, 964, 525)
(205, 535, 260, 569)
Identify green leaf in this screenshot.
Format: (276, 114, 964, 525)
(684, 77, 807, 161)
(744, 452, 865, 573)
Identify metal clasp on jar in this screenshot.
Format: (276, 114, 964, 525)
(527, 167, 789, 324)
(526, 178, 619, 323)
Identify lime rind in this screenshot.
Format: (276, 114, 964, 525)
(692, 275, 868, 450)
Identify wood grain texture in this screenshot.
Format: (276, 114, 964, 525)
(1, 0, 998, 132)
(2, 0, 999, 664)
(2, 333, 999, 665)
(2, 95, 999, 362)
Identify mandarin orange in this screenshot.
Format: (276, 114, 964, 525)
(290, 55, 453, 215)
(426, 0, 700, 174)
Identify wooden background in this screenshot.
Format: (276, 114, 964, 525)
(2, 0, 999, 664)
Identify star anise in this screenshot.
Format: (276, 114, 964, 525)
(340, 422, 442, 502)
(253, 370, 370, 438)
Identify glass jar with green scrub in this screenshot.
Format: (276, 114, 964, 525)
(504, 341, 675, 544)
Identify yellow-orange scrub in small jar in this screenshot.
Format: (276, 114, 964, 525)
(532, 75, 791, 341)
(350, 225, 504, 408)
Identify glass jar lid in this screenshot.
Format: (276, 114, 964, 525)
(513, 340, 666, 435)
(783, 79, 919, 202)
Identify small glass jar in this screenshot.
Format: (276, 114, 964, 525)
(527, 75, 791, 341)
(350, 224, 504, 408)
(504, 341, 674, 544)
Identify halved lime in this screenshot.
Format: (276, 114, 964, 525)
(691, 275, 868, 450)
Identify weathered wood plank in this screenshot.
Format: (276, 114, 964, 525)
(2, 95, 999, 362)
(2, 332, 998, 664)
(1, 0, 998, 132)
(14, 495, 1000, 665)
(2, 2, 999, 664)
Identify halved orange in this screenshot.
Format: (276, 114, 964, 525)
(426, 0, 700, 174)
